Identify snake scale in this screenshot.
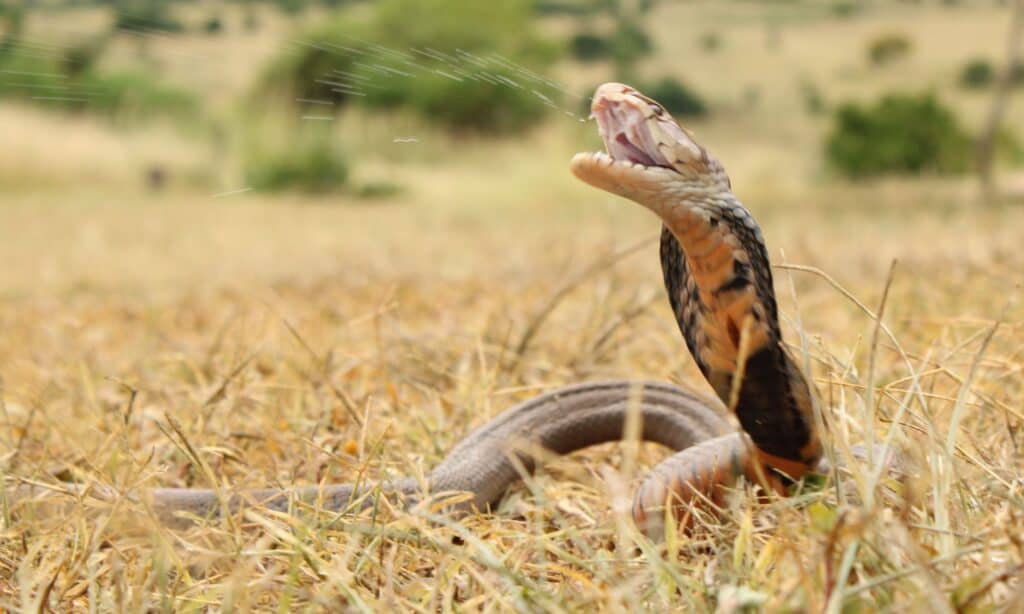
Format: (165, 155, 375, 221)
(16, 83, 829, 537)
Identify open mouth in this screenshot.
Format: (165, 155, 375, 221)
(590, 86, 674, 170)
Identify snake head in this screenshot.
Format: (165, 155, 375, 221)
(570, 82, 731, 213)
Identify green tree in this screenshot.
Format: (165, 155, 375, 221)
(259, 0, 559, 134)
(825, 93, 971, 177)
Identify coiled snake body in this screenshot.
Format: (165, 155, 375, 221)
(19, 83, 826, 537)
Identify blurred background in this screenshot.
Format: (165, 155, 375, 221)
(0, 0, 1020, 295)
(3, 4, 1024, 607)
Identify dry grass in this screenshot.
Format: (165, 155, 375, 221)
(3, 171, 1022, 611)
(3, 1, 1024, 611)
(0, 104, 212, 191)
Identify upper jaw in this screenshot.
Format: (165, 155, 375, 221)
(590, 84, 676, 171)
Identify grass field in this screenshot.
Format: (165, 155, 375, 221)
(3, 1, 1024, 611)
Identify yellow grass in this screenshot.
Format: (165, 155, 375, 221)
(2, 1, 1024, 611)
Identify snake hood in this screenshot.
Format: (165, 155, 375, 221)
(571, 82, 823, 478)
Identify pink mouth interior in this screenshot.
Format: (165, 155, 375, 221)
(592, 98, 671, 168)
(613, 133, 657, 167)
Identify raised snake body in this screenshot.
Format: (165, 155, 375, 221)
(17, 83, 827, 537)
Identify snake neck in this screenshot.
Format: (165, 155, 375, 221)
(569, 82, 824, 479)
(657, 192, 822, 476)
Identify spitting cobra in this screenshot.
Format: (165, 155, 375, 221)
(14, 83, 827, 537)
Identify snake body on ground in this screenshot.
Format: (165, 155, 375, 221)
(16, 83, 829, 537)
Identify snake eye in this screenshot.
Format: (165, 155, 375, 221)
(650, 104, 664, 116)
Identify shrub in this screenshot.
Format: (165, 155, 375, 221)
(0, 53, 65, 99)
(202, 15, 224, 35)
(743, 84, 760, 110)
(825, 93, 971, 177)
(578, 76, 708, 118)
(0, 40, 197, 121)
(533, 1, 600, 16)
(245, 134, 349, 193)
(959, 58, 1024, 89)
(81, 70, 198, 119)
(996, 128, 1024, 165)
(348, 49, 552, 133)
(113, 0, 184, 33)
(259, 0, 558, 134)
(570, 32, 611, 62)
(259, 20, 358, 106)
(243, 11, 260, 31)
(832, 1, 861, 18)
(61, 35, 108, 77)
(356, 180, 402, 200)
(637, 0, 658, 14)
(867, 33, 911, 66)
(570, 22, 653, 65)
(373, 0, 547, 57)
(699, 32, 721, 53)
(643, 77, 707, 117)
(799, 79, 826, 115)
(0, 5, 25, 55)
(960, 58, 994, 89)
(272, 0, 303, 16)
(609, 21, 652, 66)
(408, 64, 549, 133)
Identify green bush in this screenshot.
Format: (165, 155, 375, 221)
(1, 5, 25, 54)
(534, 0, 601, 15)
(373, 0, 547, 57)
(259, 0, 558, 134)
(832, 1, 861, 18)
(569, 22, 653, 65)
(356, 180, 402, 200)
(243, 8, 260, 31)
(81, 70, 198, 119)
(637, 0, 658, 14)
(742, 84, 760, 110)
(799, 79, 826, 115)
(643, 77, 707, 117)
(609, 21, 652, 66)
(867, 33, 912, 66)
(410, 65, 550, 133)
(699, 32, 721, 53)
(113, 0, 184, 33)
(260, 20, 357, 106)
(0, 40, 197, 121)
(959, 58, 1024, 89)
(245, 134, 349, 193)
(570, 32, 611, 62)
(825, 93, 971, 177)
(996, 128, 1024, 165)
(272, 0, 304, 16)
(202, 15, 224, 35)
(960, 58, 994, 89)
(0, 54, 65, 100)
(61, 35, 108, 77)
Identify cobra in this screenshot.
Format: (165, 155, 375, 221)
(17, 83, 830, 537)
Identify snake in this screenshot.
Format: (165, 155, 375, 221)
(14, 83, 827, 537)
